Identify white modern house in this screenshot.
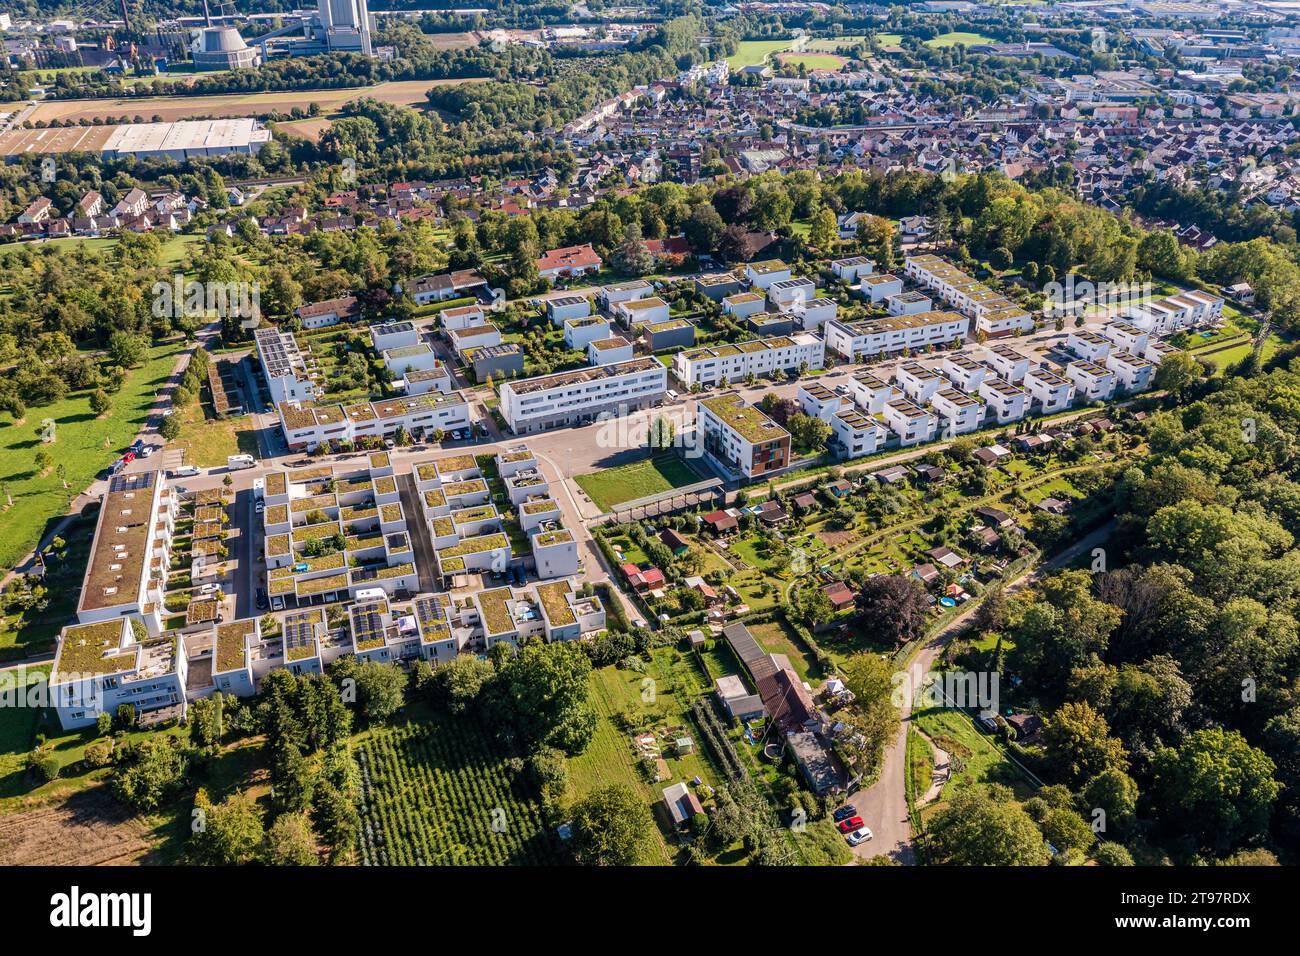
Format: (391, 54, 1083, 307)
(831, 406, 888, 459)
(1105, 350, 1155, 392)
(1024, 367, 1075, 413)
(823, 311, 969, 360)
(983, 344, 1031, 382)
(932, 387, 986, 435)
(883, 398, 937, 446)
(978, 377, 1028, 423)
(1066, 360, 1116, 402)
(673, 332, 825, 388)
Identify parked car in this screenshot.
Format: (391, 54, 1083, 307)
(837, 816, 865, 834)
(121, 452, 135, 464)
(137, 445, 153, 458)
(171, 465, 200, 478)
(832, 804, 858, 823)
(254, 500, 265, 514)
(270, 595, 285, 611)
(255, 588, 268, 611)
(846, 826, 873, 846)
(197, 583, 219, 596)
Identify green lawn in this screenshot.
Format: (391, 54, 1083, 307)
(807, 35, 870, 51)
(168, 397, 257, 468)
(574, 455, 703, 512)
(925, 32, 996, 48)
(0, 341, 184, 571)
(873, 33, 904, 46)
(0, 511, 97, 660)
(776, 53, 847, 71)
(0, 235, 203, 270)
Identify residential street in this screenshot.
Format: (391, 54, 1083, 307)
(852, 520, 1116, 863)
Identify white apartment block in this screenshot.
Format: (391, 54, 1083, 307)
(896, 361, 945, 404)
(831, 256, 875, 283)
(1067, 329, 1112, 363)
(746, 259, 792, 290)
(256, 327, 317, 406)
(932, 387, 986, 435)
(403, 364, 453, 396)
(277, 390, 471, 450)
(599, 280, 654, 310)
(1105, 350, 1155, 392)
(449, 323, 502, 358)
(787, 297, 838, 330)
(1102, 320, 1150, 355)
(76, 470, 176, 638)
(883, 398, 937, 446)
(698, 393, 792, 479)
(617, 296, 671, 327)
(499, 358, 667, 434)
(1025, 367, 1076, 413)
(546, 294, 592, 325)
(903, 254, 1031, 335)
(383, 344, 441, 377)
(370, 319, 419, 352)
(848, 370, 895, 413)
(1122, 289, 1224, 335)
(978, 377, 1028, 424)
(589, 336, 634, 365)
(1066, 360, 1117, 402)
(723, 291, 767, 319)
(441, 304, 486, 331)
(983, 344, 1031, 383)
(824, 311, 969, 360)
(831, 405, 888, 459)
(1143, 339, 1182, 365)
(942, 353, 988, 393)
(564, 316, 611, 351)
(673, 332, 825, 388)
(798, 382, 842, 422)
(768, 277, 816, 310)
(887, 291, 933, 316)
(859, 273, 904, 303)
(51, 618, 188, 730)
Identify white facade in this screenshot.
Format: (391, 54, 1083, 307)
(886, 291, 933, 316)
(883, 398, 937, 446)
(1066, 360, 1116, 402)
(942, 353, 988, 393)
(859, 273, 904, 303)
(1067, 329, 1112, 363)
(797, 382, 842, 422)
(895, 362, 945, 404)
(1102, 320, 1150, 355)
(673, 332, 825, 388)
(832, 406, 888, 459)
(256, 327, 317, 406)
(1024, 368, 1075, 413)
(983, 344, 1030, 383)
(824, 311, 969, 360)
(831, 256, 875, 283)
(932, 388, 986, 435)
(546, 295, 592, 325)
(1105, 350, 1155, 392)
(768, 277, 816, 310)
(723, 292, 767, 319)
(978, 377, 1028, 424)
(370, 320, 419, 353)
(746, 260, 792, 290)
(564, 317, 611, 351)
(848, 371, 895, 413)
(499, 358, 667, 434)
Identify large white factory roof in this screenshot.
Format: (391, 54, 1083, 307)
(102, 119, 272, 158)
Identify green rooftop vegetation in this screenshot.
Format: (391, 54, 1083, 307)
(53, 621, 132, 680)
(536, 582, 576, 628)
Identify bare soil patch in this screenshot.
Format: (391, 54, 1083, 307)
(0, 785, 158, 865)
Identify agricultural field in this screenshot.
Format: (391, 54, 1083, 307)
(0, 340, 185, 573)
(354, 714, 564, 865)
(270, 117, 334, 143)
(24, 79, 484, 125)
(574, 454, 705, 512)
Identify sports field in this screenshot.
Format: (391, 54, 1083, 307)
(925, 32, 996, 48)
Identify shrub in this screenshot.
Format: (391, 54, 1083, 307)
(29, 751, 60, 782)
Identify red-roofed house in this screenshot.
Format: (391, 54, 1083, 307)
(536, 243, 603, 283)
(822, 582, 854, 612)
(622, 563, 665, 591)
(646, 235, 691, 260)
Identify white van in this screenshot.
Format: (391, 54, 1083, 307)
(227, 454, 256, 471)
(172, 465, 200, 478)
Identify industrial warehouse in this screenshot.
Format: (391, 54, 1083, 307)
(0, 117, 272, 160)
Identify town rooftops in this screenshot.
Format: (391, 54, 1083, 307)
(838, 310, 966, 335)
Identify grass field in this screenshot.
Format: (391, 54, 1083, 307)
(23, 79, 484, 125)
(574, 455, 704, 512)
(0, 511, 97, 660)
(925, 32, 996, 48)
(915, 707, 1037, 815)
(776, 52, 848, 71)
(807, 35, 870, 51)
(873, 33, 904, 46)
(168, 397, 257, 468)
(0, 341, 183, 572)
(726, 39, 797, 68)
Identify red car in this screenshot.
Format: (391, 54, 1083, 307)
(121, 452, 135, 464)
(837, 815, 864, 834)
